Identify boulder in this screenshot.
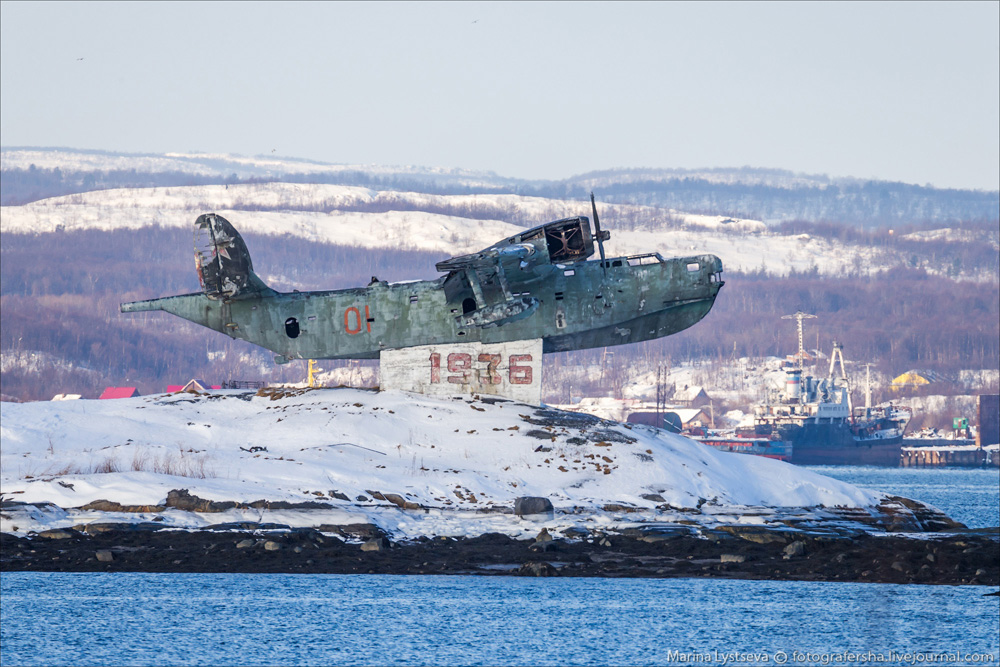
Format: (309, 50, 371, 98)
(602, 503, 640, 513)
(165, 489, 236, 513)
(204, 522, 267, 531)
(164, 490, 330, 513)
(246, 499, 331, 510)
(95, 550, 114, 563)
(561, 526, 590, 539)
(514, 497, 553, 518)
(235, 539, 256, 549)
(718, 525, 789, 544)
(319, 523, 387, 541)
(263, 541, 281, 551)
(783, 541, 807, 559)
(78, 500, 165, 513)
(621, 526, 691, 543)
(361, 537, 391, 552)
(518, 561, 558, 577)
(381, 493, 423, 510)
(77, 522, 164, 535)
(37, 529, 76, 540)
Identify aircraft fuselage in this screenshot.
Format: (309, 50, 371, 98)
(123, 251, 724, 361)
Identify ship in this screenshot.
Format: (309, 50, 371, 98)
(695, 341, 909, 466)
(685, 429, 792, 461)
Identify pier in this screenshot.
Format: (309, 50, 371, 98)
(900, 440, 998, 468)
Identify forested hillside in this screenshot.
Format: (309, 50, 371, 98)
(1, 227, 996, 402)
(1, 149, 997, 404)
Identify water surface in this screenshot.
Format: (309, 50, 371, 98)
(2, 572, 997, 666)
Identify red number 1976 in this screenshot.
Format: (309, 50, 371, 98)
(429, 352, 533, 385)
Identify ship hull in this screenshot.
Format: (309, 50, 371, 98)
(694, 437, 792, 462)
(745, 421, 904, 466)
(791, 438, 903, 466)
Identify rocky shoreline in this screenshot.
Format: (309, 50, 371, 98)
(3, 522, 997, 586)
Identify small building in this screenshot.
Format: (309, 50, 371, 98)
(891, 369, 953, 392)
(51, 394, 82, 401)
(674, 407, 713, 429)
(627, 407, 712, 432)
(671, 385, 711, 407)
(167, 379, 221, 393)
(99, 387, 139, 399)
(785, 350, 817, 367)
(979, 394, 1000, 448)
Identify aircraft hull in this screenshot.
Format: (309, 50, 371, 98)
(123, 253, 723, 361)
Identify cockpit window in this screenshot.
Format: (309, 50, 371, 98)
(545, 219, 588, 262)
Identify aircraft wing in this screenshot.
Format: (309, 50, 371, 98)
(435, 243, 536, 274)
(436, 245, 540, 329)
(434, 215, 603, 329)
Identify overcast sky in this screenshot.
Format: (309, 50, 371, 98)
(2, 1, 997, 190)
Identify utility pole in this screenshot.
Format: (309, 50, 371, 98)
(655, 364, 667, 425)
(781, 311, 817, 368)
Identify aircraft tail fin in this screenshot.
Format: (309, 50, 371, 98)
(194, 213, 271, 300)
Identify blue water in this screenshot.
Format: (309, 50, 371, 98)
(2, 467, 998, 666)
(803, 465, 1000, 528)
(1, 573, 997, 667)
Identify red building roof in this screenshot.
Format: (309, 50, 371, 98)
(99, 387, 140, 399)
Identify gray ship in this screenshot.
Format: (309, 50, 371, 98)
(740, 343, 909, 466)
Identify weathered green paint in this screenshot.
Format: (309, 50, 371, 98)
(122, 213, 725, 362)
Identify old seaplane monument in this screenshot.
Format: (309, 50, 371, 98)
(120, 195, 724, 403)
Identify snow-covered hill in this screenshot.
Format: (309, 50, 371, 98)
(6, 148, 997, 225)
(0, 148, 512, 186)
(3, 181, 994, 280)
(0, 149, 854, 190)
(1, 388, 898, 539)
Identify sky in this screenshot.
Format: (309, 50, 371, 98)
(1, 1, 998, 190)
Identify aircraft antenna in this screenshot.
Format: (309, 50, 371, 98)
(590, 192, 608, 274)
